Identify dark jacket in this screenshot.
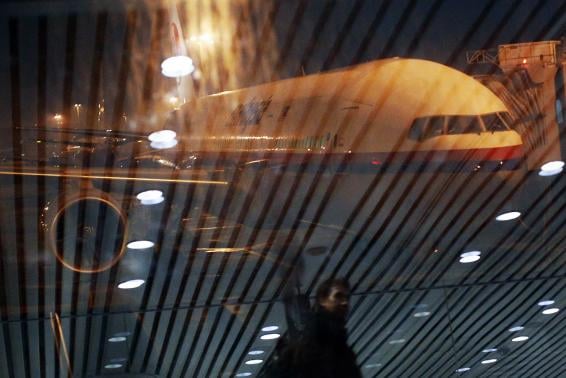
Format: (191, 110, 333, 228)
(260, 296, 361, 378)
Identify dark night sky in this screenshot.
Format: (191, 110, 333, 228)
(274, 0, 566, 77)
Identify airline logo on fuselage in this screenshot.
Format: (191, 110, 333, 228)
(227, 98, 272, 127)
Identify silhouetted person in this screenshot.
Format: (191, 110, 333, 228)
(260, 278, 361, 378)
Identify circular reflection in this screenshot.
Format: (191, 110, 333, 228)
(51, 197, 127, 273)
(455, 367, 470, 373)
(482, 348, 497, 353)
(538, 300, 555, 306)
(541, 308, 559, 315)
(235, 373, 252, 377)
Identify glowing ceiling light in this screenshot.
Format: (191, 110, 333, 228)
(541, 160, 565, 171)
(542, 308, 560, 315)
(235, 373, 252, 377)
(459, 251, 481, 264)
(136, 190, 165, 205)
(538, 300, 555, 306)
(508, 326, 524, 332)
(388, 339, 406, 345)
(538, 168, 563, 177)
(260, 333, 280, 340)
(244, 359, 263, 365)
(482, 348, 498, 353)
(148, 130, 177, 143)
(511, 336, 529, 342)
(108, 336, 127, 343)
(495, 211, 521, 221)
(117, 279, 145, 289)
(248, 350, 264, 355)
(104, 363, 123, 369)
(413, 311, 431, 318)
(261, 326, 279, 332)
(455, 367, 471, 373)
(150, 139, 179, 149)
(481, 359, 497, 364)
(364, 363, 382, 369)
(127, 240, 155, 250)
(161, 55, 195, 78)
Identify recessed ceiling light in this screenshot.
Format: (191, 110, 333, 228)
(108, 336, 127, 343)
(117, 279, 145, 289)
(541, 160, 565, 171)
(495, 211, 521, 221)
(261, 326, 279, 332)
(482, 348, 498, 353)
(455, 367, 470, 373)
(538, 167, 563, 176)
(136, 190, 165, 205)
(248, 350, 264, 355)
(104, 363, 123, 369)
(110, 357, 127, 363)
(413, 311, 431, 318)
(235, 373, 252, 377)
(461, 251, 481, 257)
(364, 363, 382, 369)
(113, 331, 131, 337)
(481, 359, 497, 364)
(244, 359, 263, 365)
(260, 333, 280, 340)
(542, 308, 559, 315)
(148, 129, 177, 143)
(538, 300, 555, 306)
(127, 240, 155, 250)
(161, 55, 195, 77)
(388, 339, 406, 345)
(508, 326, 524, 332)
(511, 336, 529, 342)
(150, 139, 179, 149)
(459, 255, 481, 263)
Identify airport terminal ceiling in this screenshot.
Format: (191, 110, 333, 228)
(0, 0, 565, 377)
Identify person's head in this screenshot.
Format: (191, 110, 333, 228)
(315, 278, 351, 319)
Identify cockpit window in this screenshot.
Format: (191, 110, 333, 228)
(409, 115, 486, 140)
(482, 112, 511, 132)
(446, 115, 482, 135)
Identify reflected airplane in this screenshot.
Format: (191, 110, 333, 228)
(0, 58, 527, 274)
